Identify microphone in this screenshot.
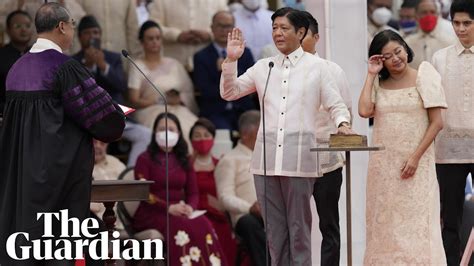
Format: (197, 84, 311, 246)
(261, 61, 273, 266)
(122, 49, 170, 261)
(262, 61, 274, 99)
(121, 50, 167, 105)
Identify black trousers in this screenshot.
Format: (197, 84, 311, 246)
(313, 167, 343, 266)
(437, 163, 474, 266)
(235, 213, 267, 266)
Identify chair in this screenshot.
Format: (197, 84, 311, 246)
(116, 167, 165, 266)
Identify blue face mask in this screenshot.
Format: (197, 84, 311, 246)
(284, 0, 305, 10)
(399, 20, 417, 34)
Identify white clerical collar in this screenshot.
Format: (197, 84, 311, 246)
(30, 38, 63, 54)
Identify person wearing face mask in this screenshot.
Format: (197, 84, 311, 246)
(233, 0, 274, 60)
(367, 0, 399, 46)
(133, 112, 228, 266)
(190, 118, 237, 265)
(406, 0, 457, 68)
(398, 0, 419, 37)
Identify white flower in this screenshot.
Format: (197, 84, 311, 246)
(189, 246, 201, 262)
(175, 230, 190, 247)
(180, 255, 191, 266)
(209, 253, 221, 266)
(206, 233, 213, 245)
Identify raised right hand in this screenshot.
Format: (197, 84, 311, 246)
(226, 28, 245, 62)
(368, 55, 385, 75)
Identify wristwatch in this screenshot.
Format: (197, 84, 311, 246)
(338, 122, 351, 128)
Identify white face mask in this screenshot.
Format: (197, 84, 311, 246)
(371, 7, 392, 26)
(155, 130, 179, 149)
(242, 0, 260, 11)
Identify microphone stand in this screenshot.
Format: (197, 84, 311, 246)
(262, 61, 274, 266)
(122, 50, 170, 264)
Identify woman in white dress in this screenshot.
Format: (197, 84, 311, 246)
(359, 30, 447, 265)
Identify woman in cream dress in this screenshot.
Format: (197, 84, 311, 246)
(359, 30, 447, 265)
(128, 20, 198, 147)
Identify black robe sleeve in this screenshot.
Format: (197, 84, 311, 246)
(55, 59, 125, 142)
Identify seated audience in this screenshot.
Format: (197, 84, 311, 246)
(75, 0, 141, 56)
(0, 10, 33, 119)
(193, 11, 255, 131)
(73, 15, 151, 166)
(215, 110, 267, 266)
(89, 139, 126, 231)
(190, 118, 237, 264)
(133, 113, 228, 266)
(147, 0, 228, 70)
(128, 20, 198, 121)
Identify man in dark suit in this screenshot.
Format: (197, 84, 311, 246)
(73, 15, 150, 167)
(193, 11, 256, 132)
(73, 15, 126, 103)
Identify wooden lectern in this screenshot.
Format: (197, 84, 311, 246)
(310, 145, 383, 266)
(91, 180, 153, 265)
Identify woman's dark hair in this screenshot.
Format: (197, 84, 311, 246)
(148, 112, 190, 170)
(450, 0, 474, 20)
(139, 20, 162, 41)
(35, 2, 70, 34)
(189, 118, 216, 140)
(271, 7, 309, 41)
(369, 30, 414, 80)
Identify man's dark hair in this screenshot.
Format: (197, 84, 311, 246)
(300, 11, 318, 34)
(369, 30, 414, 80)
(139, 20, 162, 41)
(6, 10, 31, 29)
(450, 0, 474, 20)
(35, 2, 70, 34)
(271, 7, 309, 39)
(401, 0, 420, 8)
(77, 15, 100, 36)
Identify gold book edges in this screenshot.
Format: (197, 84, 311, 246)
(329, 134, 368, 147)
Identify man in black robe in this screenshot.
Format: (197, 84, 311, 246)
(0, 3, 125, 265)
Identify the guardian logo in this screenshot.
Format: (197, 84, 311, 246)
(5, 210, 164, 261)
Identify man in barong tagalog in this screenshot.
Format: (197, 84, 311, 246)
(0, 3, 125, 265)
